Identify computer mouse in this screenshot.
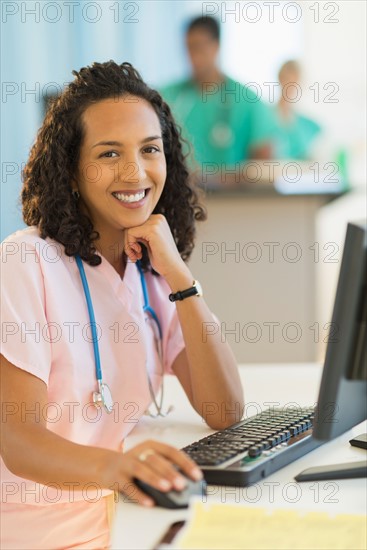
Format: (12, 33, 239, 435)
(134, 474, 206, 509)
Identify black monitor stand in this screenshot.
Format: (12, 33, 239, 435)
(295, 433, 367, 481)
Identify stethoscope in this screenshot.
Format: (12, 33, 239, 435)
(175, 78, 234, 149)
(75, 254, 173, 417)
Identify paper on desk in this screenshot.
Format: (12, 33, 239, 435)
(173, 500, 366, 550)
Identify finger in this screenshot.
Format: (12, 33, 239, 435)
(130, 242, 142, 256)
(125, 224, 153, 244)
(139, 452, 190, 491)
(119, 480, 155, 508)
(133, 460, 174, 492)
(124, 237, 146, 260)
(127, 244, 141, 261)
(125, 247, 138, 263)
(124, 241, 141, 263)
(149, 441, 203, 482)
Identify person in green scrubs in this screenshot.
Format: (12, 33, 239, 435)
(273, 60, 321, 159)
(160, 16, 274, 171)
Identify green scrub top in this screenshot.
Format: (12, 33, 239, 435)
(159, 76, 274, 166)
(272, 108, 321, 160)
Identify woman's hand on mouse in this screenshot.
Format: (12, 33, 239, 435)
(106, 440, 203, 507)
(123, 214, 193, 290)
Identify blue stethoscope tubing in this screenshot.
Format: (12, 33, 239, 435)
(75, 254, 163, 413)
(75, 254, 102, 381)
(136, 260, 163, 340)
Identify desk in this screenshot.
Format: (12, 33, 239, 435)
(111, 364, 367, 550)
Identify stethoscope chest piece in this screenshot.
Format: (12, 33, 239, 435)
(93, 381, 114, 414)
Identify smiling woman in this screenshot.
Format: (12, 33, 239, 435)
(74, 96, 168, 276)
(0, 61, 244, 549)
(21, 61, 204, 275)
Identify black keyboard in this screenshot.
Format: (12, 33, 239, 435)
(182, 407, 323, 486)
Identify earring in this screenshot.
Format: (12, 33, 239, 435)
(72, 189, 80, 201)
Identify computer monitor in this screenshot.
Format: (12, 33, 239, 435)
(313, 221, 367, 441)
(295, 221, 366, 481)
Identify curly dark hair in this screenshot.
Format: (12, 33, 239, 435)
(21, 60, 206, 271)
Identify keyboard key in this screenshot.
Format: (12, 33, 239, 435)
(293, 423, 304, 433)
(248, 446, 262, 458)
(241, 436, 264, 443)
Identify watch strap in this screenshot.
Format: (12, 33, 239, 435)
(169, 282, 200, 302)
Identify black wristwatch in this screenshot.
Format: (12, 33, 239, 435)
(168, 280, 203, 302)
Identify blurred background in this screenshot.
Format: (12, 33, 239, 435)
(1, 0, 366, 364)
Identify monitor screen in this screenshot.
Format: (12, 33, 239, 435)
(313, 221, 367, 441)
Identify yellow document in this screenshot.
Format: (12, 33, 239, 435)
(174, 501, 366, 550)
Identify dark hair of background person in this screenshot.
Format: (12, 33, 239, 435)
(21, 60, 206, 272)
(186, 15, 220, 42)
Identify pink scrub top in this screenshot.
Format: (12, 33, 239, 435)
(0, 226, 187, 548)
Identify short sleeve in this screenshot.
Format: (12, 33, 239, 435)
(0, 236, 51, 385)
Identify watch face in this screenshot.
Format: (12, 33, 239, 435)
(195, 281, 203, 297)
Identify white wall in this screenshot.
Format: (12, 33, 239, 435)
(219, 1, 366, 185)
(315, 190, 366, 361)
(301, 0, 366, 184)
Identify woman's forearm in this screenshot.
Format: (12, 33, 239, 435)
(166, 268, 245, 428)
(3, 423, 120, 492)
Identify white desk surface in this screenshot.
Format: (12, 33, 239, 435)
(111, 363, 367, 550)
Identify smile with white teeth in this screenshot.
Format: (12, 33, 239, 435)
(112, 190, 146, 203)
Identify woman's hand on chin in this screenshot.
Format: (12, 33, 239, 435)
(123, 214, 193, 289)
